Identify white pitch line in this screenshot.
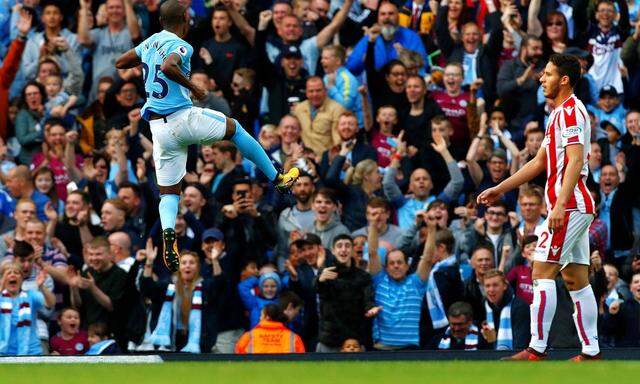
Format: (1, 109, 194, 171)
(0, 355, 164, 364)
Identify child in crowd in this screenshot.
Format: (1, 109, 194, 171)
(238, 269, 283, 328)
(49, 308, 89, 355)
(33, 167, 63, 216)
(341, 338, 363, 352)
(44, 74, 77, 121)
(504, 235, 536, 305)
(370, 106, 398, 167)
(240, 260, 259, 282)
(85, 323, 121, 355)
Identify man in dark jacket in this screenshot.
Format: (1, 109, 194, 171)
(315, 234, 377, 352)
(255, 33, 308, 125)
(601, 273, 640, 346)
(285, 233, 324, 350)
(496, 35, 545, 133)
(480, 269, 531, 351)
(217, 178, 277, 266)
(420, 228, 465, 348)
(599, 142, 640, 268)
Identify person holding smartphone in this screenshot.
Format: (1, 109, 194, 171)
(219, 178, 277, 265)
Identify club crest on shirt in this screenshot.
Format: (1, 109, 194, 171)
(562, 126, 582, 138)
(551, 246, 560, 256)
(459, 99, 467, 107)
(178, 46, 188, 56)
(564, 106, 574, 116)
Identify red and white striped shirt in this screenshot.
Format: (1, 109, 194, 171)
(543, 94, 595, 214)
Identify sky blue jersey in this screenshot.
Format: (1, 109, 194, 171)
(134, 30, 194, 120)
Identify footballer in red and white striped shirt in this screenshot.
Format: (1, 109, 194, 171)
(543, 94, 595, 215)
(477, 54, 601, 361)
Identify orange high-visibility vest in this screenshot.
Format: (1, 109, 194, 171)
(235, 320, 306, 354)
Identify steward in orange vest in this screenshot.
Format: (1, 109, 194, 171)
(235, 305, 305, 354)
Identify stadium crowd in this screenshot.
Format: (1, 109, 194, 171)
(0, 0, 639, 355)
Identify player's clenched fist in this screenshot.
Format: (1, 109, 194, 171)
(477, 187, 503, 206)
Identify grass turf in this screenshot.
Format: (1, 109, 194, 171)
(1, 361, 639, 384)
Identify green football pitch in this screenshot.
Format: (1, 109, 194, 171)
(1, 361, 639, 384)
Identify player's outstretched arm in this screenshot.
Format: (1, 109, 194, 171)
(478, 145, 546, 205)
(115, 49, 141, 70)
(160, 53, 206, 100)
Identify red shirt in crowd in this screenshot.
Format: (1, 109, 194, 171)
(506, 265, 533, 304)
(50, 331, 90, 355)
(431, 90, 471, 146)
(371, 129, 393, 167)
(32, 153, 83, 202)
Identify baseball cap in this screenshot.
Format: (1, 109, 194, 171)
(601, 120, 621, 135)
(599, 85, 618, 98)
(282, 45, 303, 59)
(291, 233, 322, 247)
(202, 228, 224, 242)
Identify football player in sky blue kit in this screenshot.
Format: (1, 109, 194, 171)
(115, 0, 299, 272)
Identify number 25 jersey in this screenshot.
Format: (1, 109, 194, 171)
(135, 30, 194, 121)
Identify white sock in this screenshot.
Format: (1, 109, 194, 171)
(569, 285, 600, 356)
(529, 279, 557, 353)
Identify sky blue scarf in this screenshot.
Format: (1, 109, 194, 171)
(485, 297, 513, 350)
(0, 290, 31, 355)
(150, 281, 202, 353)
(425, 256, 457, 329)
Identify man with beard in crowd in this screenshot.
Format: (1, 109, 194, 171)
(497, 35, 545, 133)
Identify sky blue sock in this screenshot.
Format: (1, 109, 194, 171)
(159, 194, 179, 231)
(231, 119, 278, 181)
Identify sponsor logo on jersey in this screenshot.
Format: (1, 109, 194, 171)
(562, 126, 582, 138)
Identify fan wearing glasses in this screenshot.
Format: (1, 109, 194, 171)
(472, 200, 515, 269)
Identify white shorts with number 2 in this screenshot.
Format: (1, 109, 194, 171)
(533, 211, 594, 267)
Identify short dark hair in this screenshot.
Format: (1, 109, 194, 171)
(212, 140, 238, 158)
(486, 200, 508, 213)
(44, 117, 67, 130)
(69, 190, 91, 205)
(313, 187, 338, 205)
(21, 81, 46, 109)
(160, 0, 187, 28)
(13, 240, 34, 259)
(88, 322, 110, 338)
(118, 181, 141, 198)
(367, 197, 390, 212)
(232, 177, 252, 190)
(435, 229, 455, 254)
(549, 53, 582, 88)
(263, 304, 288, 323)
(279, 291, 303, 310)
(383, 59, 405, 76)
(332, 234, 353, 247)
(448, 301, 474, 320)
(471, 243, 494, 257)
